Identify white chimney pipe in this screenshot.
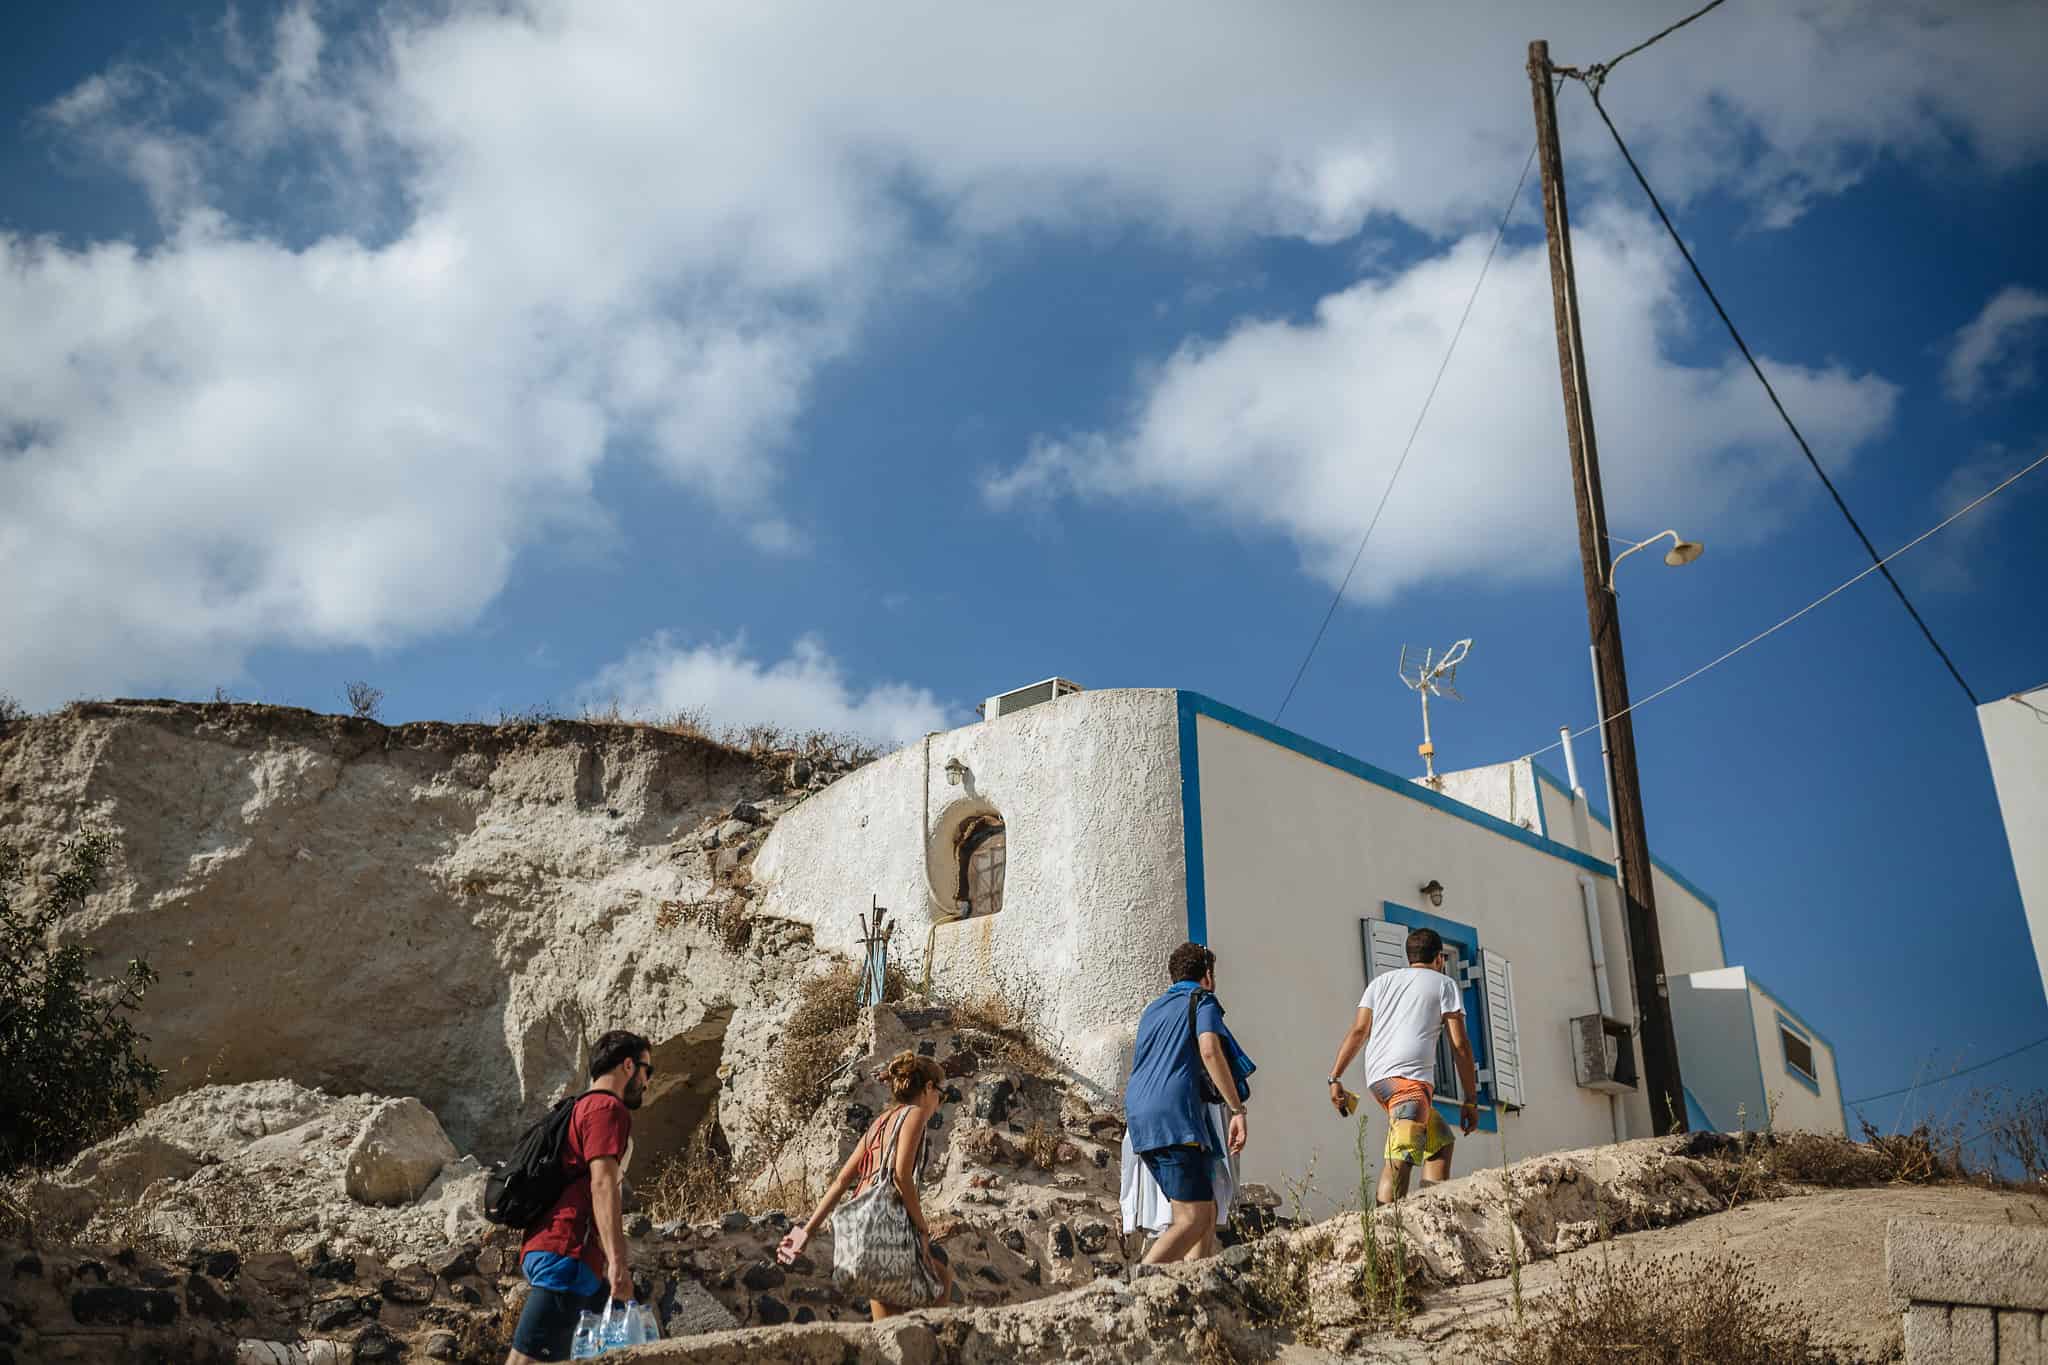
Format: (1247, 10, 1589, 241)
(1560, 725, 1582, 796)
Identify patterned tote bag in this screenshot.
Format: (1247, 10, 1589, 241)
(830, 1106, 942, 1306)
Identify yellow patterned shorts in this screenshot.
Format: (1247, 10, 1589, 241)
(1371, 1077, 1454, 1166)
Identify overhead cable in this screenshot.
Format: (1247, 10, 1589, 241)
(1844, 1033, 2048, 1109)
(1582, 84, 1982, 707)
(1516, 448, 2048, 764)
(1272, 133, 1543, 723)
(1583, 0, 1731, 82)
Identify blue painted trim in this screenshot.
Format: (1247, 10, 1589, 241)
(1773, 1010, 1822, 1096)
(1530, 762, 1731, 968)
(1380, 900, 1500, 1133)
(1684, 1086, 1719, 1134)
(1176, 693, 1208, 945)
(1179, 693, 1617, 880)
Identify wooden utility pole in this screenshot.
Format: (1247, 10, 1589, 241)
(1527, 40, 1688, 1133)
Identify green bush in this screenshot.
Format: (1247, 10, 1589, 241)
(0, 829, 164, 1172)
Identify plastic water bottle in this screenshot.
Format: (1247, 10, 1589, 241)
(601, 1299, 639, 1350)
(569, 1310, 603, 1359)
(634, 1301, 661, 1342)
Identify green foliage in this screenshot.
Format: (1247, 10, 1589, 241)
(0, 830, 164, 1173)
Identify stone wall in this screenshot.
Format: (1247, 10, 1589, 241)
(1888, 1215, 2048, 1363)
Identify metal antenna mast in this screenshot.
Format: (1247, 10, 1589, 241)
(1398, 639, 1471, 783)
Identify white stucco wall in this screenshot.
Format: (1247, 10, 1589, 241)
(1980, 686, 2048, 1007)
(752, 688, 1189, 1097)
(1437, 762, 1729, 978)
(1193, 715, 1648, 1214)
(1748, 976, 1845, 1136)
(1670, 966, 1768, 1132)
(1432, 759, 1546, 835)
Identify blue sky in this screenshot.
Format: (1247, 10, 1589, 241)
(4, 2, 2046, 1134)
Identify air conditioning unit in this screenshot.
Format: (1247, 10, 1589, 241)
(981, 677, 1082, 722)
(1570, 1014, 1639, 1094)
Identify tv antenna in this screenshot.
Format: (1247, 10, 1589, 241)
(1398, 639, 1471, 783)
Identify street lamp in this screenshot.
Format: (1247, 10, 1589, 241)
(1583, 525, 1702, 1133)
(1605, 530, 1703, 592)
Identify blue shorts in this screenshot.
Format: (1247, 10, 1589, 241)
(1138, 1144, 1215, 1203)
(510, 1280, 606, 1361)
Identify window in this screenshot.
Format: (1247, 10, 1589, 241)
(957, 816, 1006, 917)
(1360, 906, 1524, 1126)
(1781, 1027, 1816, 1084)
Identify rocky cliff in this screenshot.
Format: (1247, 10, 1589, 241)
(0, 700, 853, 1159)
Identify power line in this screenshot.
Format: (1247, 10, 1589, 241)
(1517, 447, 2048, 763)
(1845, 1033, 2048, 1108)
(1271, 135, 1542, 723)
(1591, 0, 1732, 80)
(1582, 84, 1982, 707)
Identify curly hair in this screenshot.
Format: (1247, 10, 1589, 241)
(1167, 941, 1215, 984)
(882, 1050, 946, 1103)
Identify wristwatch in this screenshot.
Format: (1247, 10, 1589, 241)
(1226, 1103, 1247, 1116)
(1327, 1076, 1342, 1086)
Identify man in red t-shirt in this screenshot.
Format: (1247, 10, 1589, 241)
(506, 1029, 649, 1364)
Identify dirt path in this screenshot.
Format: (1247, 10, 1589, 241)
(1390, 1184, 2048, 1363)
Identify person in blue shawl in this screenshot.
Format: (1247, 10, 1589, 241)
(1122, 941, 1257, 1264)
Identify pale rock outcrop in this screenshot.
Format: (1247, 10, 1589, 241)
(343, 1097, 458, 1206)
(0, 701, 861, 1162)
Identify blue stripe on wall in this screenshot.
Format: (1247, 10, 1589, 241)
(1178, 692, 1619, 880)
(1176, 692, 1208, 944)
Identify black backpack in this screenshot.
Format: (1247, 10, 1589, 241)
(483, 1090, 597, 1230)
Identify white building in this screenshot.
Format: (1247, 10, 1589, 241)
(754, 685, 1846, 1208)
(1979, 683, 2048, 1007)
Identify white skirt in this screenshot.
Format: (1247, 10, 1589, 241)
(1119, 1103, 1237, 1235)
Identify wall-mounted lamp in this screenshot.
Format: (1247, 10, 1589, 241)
(1419, 879, 1445, 908)
(944, 757, 969, 786)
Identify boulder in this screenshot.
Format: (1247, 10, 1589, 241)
(342, 1099, 458, 1207)
(59, 1132, 203, 1202)
(417, 1155, 489, 1242)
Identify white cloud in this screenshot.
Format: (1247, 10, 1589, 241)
(581, 635, 949, 746)
(1910, 444, 2043, 593)
(1944, 286, 2048, 403)
(2, 1, 2040, 701)
(988, 212, 1900, 598)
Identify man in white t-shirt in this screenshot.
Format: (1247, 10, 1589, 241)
(1324, 926, 1478, 1204)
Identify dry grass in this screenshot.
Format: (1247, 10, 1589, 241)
(643, 1107, 820, 1226)
(1246, 1230, 1332, 1346)
(657, 895, 755, 952)
(1979, 1088, 2048, 1188)
(643, 1120, 741, 1226)
(1478, 1253, 1847, 1364)
(1761, 1130, 1891, 1188)
(571, 700, 884, 769)
(1019, 1119, 1062, 1171)
(1857, 1117, 1969, 1185)
(770, 963, 866, 1113)
(948, 984, 1060, 1081)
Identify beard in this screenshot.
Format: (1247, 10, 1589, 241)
(624, 1085, 645, 1110)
